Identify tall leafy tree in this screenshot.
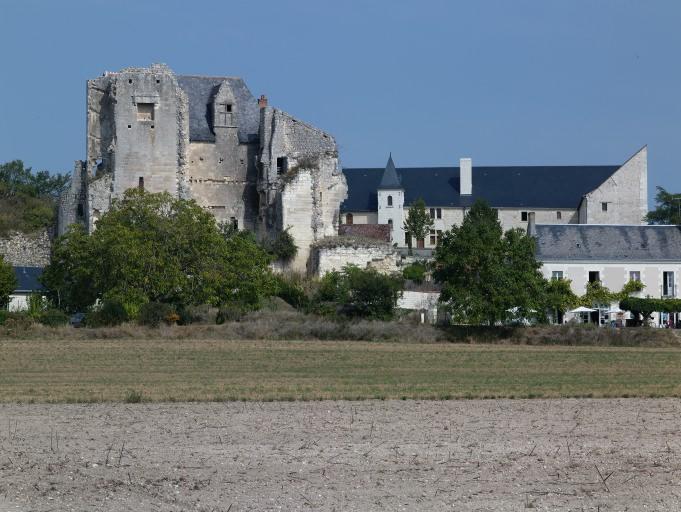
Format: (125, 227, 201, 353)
(645, 186, 681, 225)
(403, 198, 433, 254)
(434, 200, 545, 325)
(42, 190, 275, 313)
(0, 255, 17, 309)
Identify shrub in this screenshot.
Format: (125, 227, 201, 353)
(124, 389, 143, 403)
(402, 262, 427, 284)
(216, 304, 245, 324)
(274, 275, 309, 309)
(102, 288, 148, 320)
(138, 302, 176, 328)
(87, 299, 130, 327)
(38, 308, 69, 327)
(0, 311, 33, 331)
(265, 228, 298, 262)
(313, 265, 403, 320)
(176, 304, 216, 325)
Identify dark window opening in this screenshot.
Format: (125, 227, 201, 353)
(430, 229, 436, 244)
(231, 217, 238, 230)
(127, 124, 132, 129)
(387, 195, 393, 206)
(436, 208, 442, 219)
(276, 157, 288, 175)
(521, 211, 528, 222)
(128, 79, 132, 84)
(601, 202, 608, 212)
(557, 211, 562, 220)
(156, 79, 160, 84)
(405, 232, 410, 244)
(429, 208, 435, 219)
(664, 271, 675, 297)
(137, 103, 154, 121)
(346, 213, 353, 225)
(388, 219, 393, 229)
(225, 103, 232, 112)
(588, 271, 600, 283)
(138, 177, 145, 190)
(76, 204, 84, 218)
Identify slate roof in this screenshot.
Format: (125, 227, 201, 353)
(378, 155, 402, 189)
(176, 76, 260, 144)
(534, 225, 681, 262)
(13, 267, 44, 293)
(341, 165, 619, 212)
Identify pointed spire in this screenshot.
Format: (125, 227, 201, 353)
(378, 153, 402, 189)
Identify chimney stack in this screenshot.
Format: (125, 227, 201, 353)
(460, 157, 472, 195)
(258, 94, 268, 109)
(527, 212, 536, 236)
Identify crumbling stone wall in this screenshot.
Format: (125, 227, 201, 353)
(311, 239, 398, 276)
(258, 108, 347, 271)
(0, 230, 51, 267)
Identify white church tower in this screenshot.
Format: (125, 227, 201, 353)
(377, 154, 404, 245)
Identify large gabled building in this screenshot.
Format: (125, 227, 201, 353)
(341, 147, 648, 250)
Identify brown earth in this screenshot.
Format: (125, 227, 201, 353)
(1, 399, 680, 511)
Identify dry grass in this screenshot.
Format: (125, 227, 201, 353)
(2, 337, 681, 403)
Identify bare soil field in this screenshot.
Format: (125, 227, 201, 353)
(1, 399, 680, 511)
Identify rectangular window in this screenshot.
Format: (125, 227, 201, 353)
(556, 211, 562, 220)
(429, 208, 435, 219)
(276, 157, 288, 175)
(521, 211, 528, 222)
(230, 217, 238, 230)
(405, 232, 410, 245)
(552, 271, 564, 280)
(629, 271, 641, 282)
(663, 271, 675, 297)
(601, 202, 608, 212)
(138, 177, 144, 190)
(429, 229, 436, 245)
(436, 208, 442, 219)
(136, 103, 154, 121)
(588, 271, 600, 283)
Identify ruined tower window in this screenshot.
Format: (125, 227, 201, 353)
(128, 79, 133, 84)
(276, 157, 288, 175)
(387, 195, 393, 207)
(77, 204, 84, 218)
(225, 104, 232, 112)
(128, 124, 132, 129)
(136, 103, 154, 121)
(138, 177, 144, 190)
(230, 217, 238, 230)
(156, 79, 160, 84)
(346, 213, 353, 225)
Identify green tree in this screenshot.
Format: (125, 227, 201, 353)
(434, 200, 545, 325)
(314, 265, 403, 319)
(0, 160, 70, 235)
(645, 187, 681, 225)
(42, 190, 275, 314)
(0, 256, 17, 309)
(403, 198, 434, 254)
(544, 278, 579, 323)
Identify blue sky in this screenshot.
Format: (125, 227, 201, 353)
(1, 0, 679, 206)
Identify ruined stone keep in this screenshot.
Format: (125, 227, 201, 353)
(59, 64, 348, 271)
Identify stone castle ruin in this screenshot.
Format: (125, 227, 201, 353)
(59, 64, 348, 271)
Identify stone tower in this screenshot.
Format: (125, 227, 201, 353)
(376, 155, 404, 245)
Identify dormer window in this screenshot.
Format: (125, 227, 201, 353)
(387, 195, 393, 207)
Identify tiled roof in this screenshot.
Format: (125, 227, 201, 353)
(13, 266, 44, 293)
(534, 225, 681, 261)
(176, 76, 260, 144)
(339, 224, 391, 242)
(341, 165, 619, 212)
